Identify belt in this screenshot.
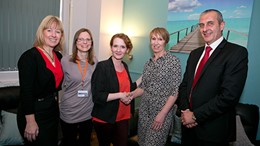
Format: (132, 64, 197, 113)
(37, 92, 57, 102)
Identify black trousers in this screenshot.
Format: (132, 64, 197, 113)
(17, 95, 59, 146)
(181, 127, 229, 146)
(93, 119, 129, 146)
(60, 119, 93, 146)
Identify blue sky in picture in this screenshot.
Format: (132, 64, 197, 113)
(168, 0, 254, 21)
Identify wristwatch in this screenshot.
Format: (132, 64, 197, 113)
(192, 114, 196, 121)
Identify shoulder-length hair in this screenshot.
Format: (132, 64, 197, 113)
(71, 28, 95, 65)
(33, 15, 64, 52)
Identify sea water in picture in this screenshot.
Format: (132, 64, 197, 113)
(167, 0, 254, 53)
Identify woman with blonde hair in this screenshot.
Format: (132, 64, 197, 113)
(131, 27, 181, 146)
(17, 15, 65, 146)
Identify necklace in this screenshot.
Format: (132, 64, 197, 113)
(42, 48, 54, 63)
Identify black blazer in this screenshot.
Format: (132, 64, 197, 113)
(17, 47, 63, 115)
(91, 57, 137, 123)
(178, 39, 248, 142)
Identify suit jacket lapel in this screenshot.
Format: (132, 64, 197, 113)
(186, 39, 227, 91)
(108, 57, 120, 91)
(191, 47, 204, 78)
(197, 39, 227, 81)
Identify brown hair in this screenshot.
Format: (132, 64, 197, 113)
(110, 33, 133, 53)
(70, 28, 95, 65)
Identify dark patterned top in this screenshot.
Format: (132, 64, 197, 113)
(138, 51, 182, 146)
(140, 51, 181, 104)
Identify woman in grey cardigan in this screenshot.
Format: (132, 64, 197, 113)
(60, 28, 97, 146)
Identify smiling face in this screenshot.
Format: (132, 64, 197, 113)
(111, 37, 128, 61)
(150, 34, 166, 55)
(76, 31, 92, 53)
(42, 23, 62, 48)
(34, 15, 64, 51)
(199, 11, 225, 45)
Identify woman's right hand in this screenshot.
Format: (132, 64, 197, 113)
(120, 92, 132, 104)
(24, 114, 39, 142)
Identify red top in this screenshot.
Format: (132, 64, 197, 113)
(93, 68, 131, 123)
(37, 48, 63, 88)
(115, 69, 131, 121)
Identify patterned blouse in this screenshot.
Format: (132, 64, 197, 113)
(140, 51, 181, 107)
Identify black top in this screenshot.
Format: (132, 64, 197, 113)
(178, 39, 248, 142)
(91, 57, 137, 123)
(17, 47, 63, 115)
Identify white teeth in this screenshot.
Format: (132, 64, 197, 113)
(115, 53, 122, 56)
(50, 39, 56, 42)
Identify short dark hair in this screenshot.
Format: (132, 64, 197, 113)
(201, 9, 224, 24)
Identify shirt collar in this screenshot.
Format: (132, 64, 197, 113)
(205, 36, 224, 51)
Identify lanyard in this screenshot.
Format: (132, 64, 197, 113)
(77, 59, 88, 89)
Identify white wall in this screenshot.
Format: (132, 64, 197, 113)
(61, 0, 123, 61)
(0, 0, 123, 87)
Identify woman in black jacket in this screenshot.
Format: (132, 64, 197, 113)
(17, 15, 64, 146)
(91, 33, 141, 146)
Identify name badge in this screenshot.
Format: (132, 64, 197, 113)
(78, 90, 88, 98)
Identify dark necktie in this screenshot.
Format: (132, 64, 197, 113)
(190, 46, 212, 107)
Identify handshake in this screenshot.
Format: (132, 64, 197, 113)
(120, 92, 134, 105)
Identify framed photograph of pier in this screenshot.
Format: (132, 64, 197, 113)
(167, 0, 254, 53)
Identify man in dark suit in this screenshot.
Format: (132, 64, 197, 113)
(178, 9, 248, 146)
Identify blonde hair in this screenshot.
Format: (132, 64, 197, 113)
(150, 27, 170, 44)
(33, 15, 65, 52)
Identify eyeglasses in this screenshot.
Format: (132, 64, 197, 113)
(77, 38, 92, 43)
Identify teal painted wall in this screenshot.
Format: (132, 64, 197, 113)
(122, 0, 168, 80)
(123, 0, 260, 140)
(241, 0, 260, 140)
